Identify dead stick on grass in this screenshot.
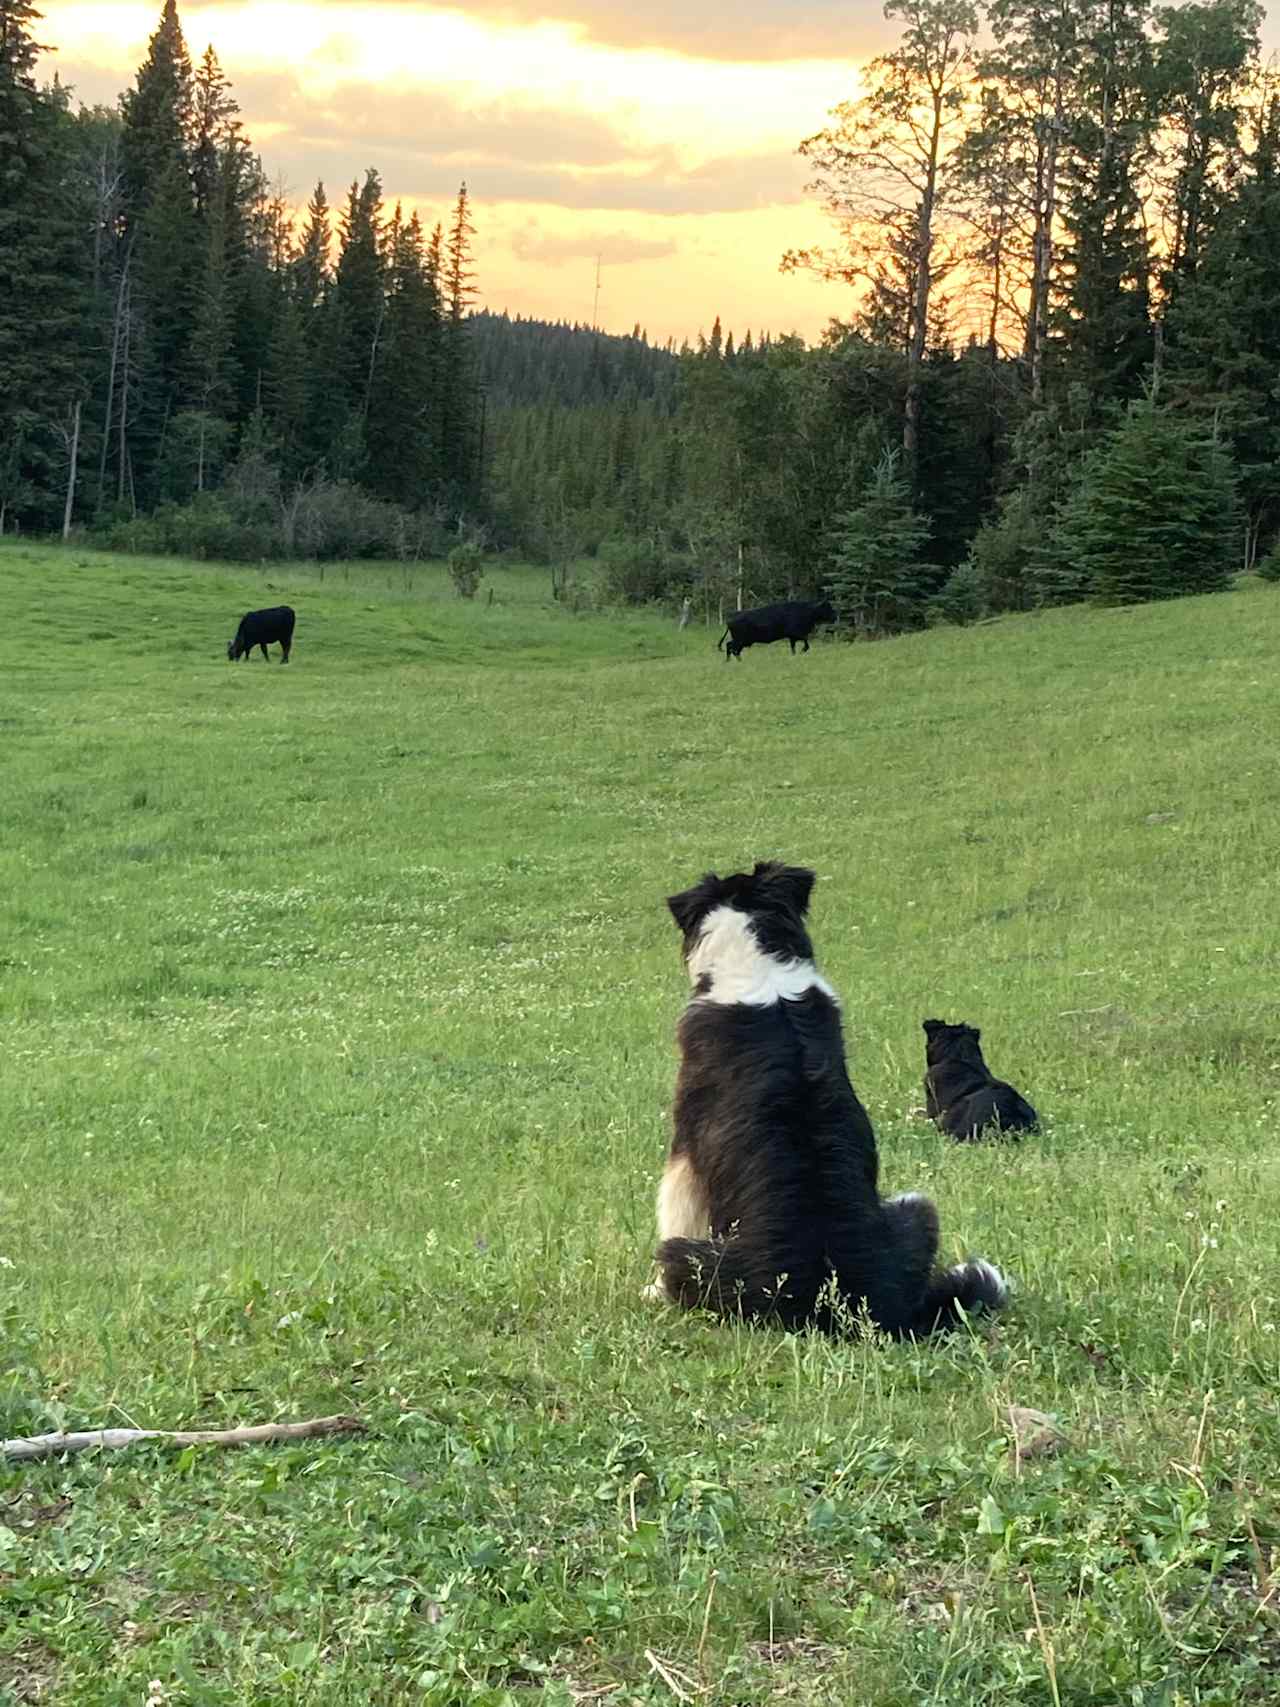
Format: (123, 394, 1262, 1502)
(3, 1414, 365, 1464)
(696, 1570, 718, 1678)
(1025, 1573, 1062, 1707)
(644, 1650, 701, 1703)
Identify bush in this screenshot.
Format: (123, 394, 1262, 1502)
(1256, 541, 1280, 582)
(447, 537, 485, 599)
(595, 537, 683, 606)
(99, 496, 279, 562)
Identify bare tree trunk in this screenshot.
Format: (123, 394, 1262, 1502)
(904, 89, 943, 477)
(62, 400, 81, 539)
(117, 281, 131, 507)
(1030, 119, 1059, 407)
(736, 541, 744, 611)
(99, 248, 132, 506)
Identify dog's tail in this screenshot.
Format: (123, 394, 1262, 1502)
(911, 1258, 1009, 1336)
(655, 1237, 788, 1321)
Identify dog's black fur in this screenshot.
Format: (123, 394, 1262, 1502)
(922, 1019, 1039, 1142)
(651, 862, 1007, 1336)
(228, 605, 295, 663)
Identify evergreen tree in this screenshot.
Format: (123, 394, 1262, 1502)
(329, 167, 386, 466)
(440, 182, 479, 495)
(825, 448, 934, 633)
(1054, 0, 1156, 407)
(1165, 95, 1280, 560)
(366, 204, 442, 504)
(292, 181, 330, 311)
(0, 0, 92, 527)
(190, 44, 237, 219)
(120, 0, 192, 223)
(1052, 399, 1238, 603)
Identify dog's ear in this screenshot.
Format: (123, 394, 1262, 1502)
(752, 861, 816, 917)
(667, 874, 719, 936)
(922, 1018, 944, 1036)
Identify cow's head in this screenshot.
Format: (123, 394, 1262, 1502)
(813, 599, 837, 626)
(227, 636, 244, 661)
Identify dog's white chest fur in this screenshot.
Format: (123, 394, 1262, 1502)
(687, 905, 838, 1007)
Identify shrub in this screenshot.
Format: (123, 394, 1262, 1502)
(447, 537, 485, 599)
(1256, 541, 1280, 582)
(595, 537, 682, 606)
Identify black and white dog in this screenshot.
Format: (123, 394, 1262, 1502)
(922, 1019, 1039, 1142)
(645, 862, 1008, 1337)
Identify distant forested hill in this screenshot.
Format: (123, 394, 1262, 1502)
(471, 312, 678, 410)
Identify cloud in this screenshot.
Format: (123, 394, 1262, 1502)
(200, 73, 811, 213)
(457, 0, 887, 60)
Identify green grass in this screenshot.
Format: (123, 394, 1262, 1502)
(2, 539, 1279, 1705)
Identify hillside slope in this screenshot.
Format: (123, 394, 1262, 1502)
(3, 542, 1279, 1704)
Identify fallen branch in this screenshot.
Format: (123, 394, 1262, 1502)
(3, 1414, 365, 1464)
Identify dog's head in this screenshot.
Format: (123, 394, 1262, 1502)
(922, 1018, 985, 1067)
(667, 860, 816, 970)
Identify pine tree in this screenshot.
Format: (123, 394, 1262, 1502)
(826, 448, 934, 634)
(292, 181, 330, 312)
(1052, 399, 1238, 603)
(1054, 0, 1156, 408)
(365, 205, 442, 504)
(120, 0, 192, 223)
(1165, 95, 1280, 561)
(331, 168, 385, 445)
(440, 182, 479, 496)
(190, 44, 238, 218)
(0, 0, 92, 527)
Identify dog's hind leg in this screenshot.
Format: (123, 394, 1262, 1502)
(643, 1153, 709, 1303)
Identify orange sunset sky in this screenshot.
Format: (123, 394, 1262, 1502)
(39, 2, 1280, 346)
(38, 0, 906, 344)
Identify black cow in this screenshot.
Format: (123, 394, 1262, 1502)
(717, 598, 836, 661)
(227, 605, 295, 664)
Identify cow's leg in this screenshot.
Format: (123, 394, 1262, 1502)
(789, 638, 797, 653)
(280, 639, 290, 664)
(802, 637, 811, 652)
(257, 642, 268, 661)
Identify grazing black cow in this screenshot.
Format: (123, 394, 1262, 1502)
(717, 598, 836, 661)
(227, 605, 295, 664)
(922, 1019, 1039, 1143)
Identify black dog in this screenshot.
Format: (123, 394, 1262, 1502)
(922, 1019, 1039, 1142)
(227, 605, 295, 663)
(643, 862, 1008, 1336)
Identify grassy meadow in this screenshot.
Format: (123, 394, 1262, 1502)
(2, 539, 1279, 1705)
